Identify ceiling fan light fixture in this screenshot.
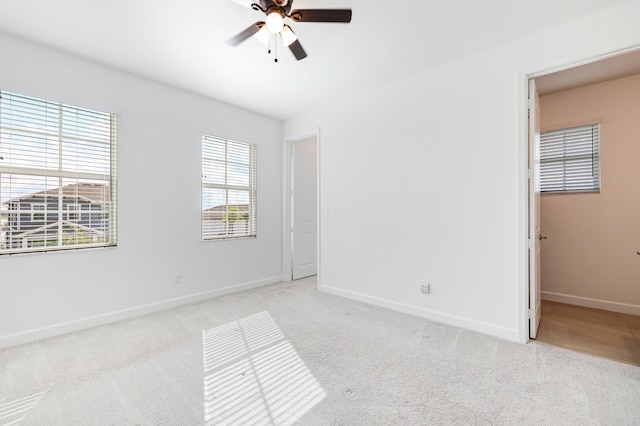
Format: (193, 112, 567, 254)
(254, 25, 270, 46)
(265, 11, 284, 33)
(280, 25, 297, 47)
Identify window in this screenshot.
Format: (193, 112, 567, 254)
(31, 203, 45, 221)
(0, 90, 117, 254)
(539, 123, 601, 193)
(202, 134, 257, 240)
(67, 204, 81, 221)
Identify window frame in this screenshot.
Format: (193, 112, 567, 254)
(201, 134, 257, 241)
(0, 90, 117, 255)
(539, 123, 601, 194)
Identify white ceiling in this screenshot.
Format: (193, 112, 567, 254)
(536, 49, 640, 95)
(0, 0, 632, 120)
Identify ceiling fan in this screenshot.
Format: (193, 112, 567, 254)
(226, 0, 352, 61)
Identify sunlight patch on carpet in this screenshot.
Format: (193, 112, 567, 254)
(203, 311, 326, 425)
(0, 388, 49, 425)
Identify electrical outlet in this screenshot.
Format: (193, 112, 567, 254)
(420, 283, 430, 294)
(175, 274, 183, 285)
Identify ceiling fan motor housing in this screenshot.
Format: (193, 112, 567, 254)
(256, 0, 293, 14)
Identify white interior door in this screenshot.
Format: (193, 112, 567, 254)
(529, 79, 542, 339)
(291, 137, 317, 280)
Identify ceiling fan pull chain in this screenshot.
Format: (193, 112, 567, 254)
(274, 36, 278, 63)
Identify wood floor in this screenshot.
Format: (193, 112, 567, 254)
(536, 300, 640, 366)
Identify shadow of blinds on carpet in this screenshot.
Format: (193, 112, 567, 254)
(203, 311, 326, 424)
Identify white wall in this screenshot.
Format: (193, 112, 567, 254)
(0, 34, 283, 348)
(283, 1, 640, 342)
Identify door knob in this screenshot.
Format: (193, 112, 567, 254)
(539, 234, 547, 240)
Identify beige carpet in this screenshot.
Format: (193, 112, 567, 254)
(1, 277, 639, 425)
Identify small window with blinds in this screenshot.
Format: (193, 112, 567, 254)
(202, 134, 257, 240)
(539, 123, 601, 193)
(0, 90, 117, 254)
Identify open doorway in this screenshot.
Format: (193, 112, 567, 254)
(285, 131, 319, 281)
(527, 49, 640, 365)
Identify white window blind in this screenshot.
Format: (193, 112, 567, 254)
(539, 123, 601, 193)
(0, 90, 117, 254)
(202, 134, 257, 240)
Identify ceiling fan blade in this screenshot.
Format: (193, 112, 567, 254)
(226, 22, 265, 46)
(288, 39, 307, 60)
(290, 9, 352, 23)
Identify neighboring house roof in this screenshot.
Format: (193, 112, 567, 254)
(8, 220, 103, 239)
(3, 183, 110, 205)
(202, 204, 249, 221)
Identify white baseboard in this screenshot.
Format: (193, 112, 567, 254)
(318, 284, 520, 342)
(541, 291, 640, 316)
(0, 275, 283, 350)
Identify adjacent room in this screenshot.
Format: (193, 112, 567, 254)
(1, 0, 639, 424)
(533, 51, 640, 366)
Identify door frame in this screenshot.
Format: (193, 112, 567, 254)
(283, 129, 320, 283)
(518, 45, 640, 343)
(528, 79, 542, 339)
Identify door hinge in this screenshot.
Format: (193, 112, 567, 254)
(528, 239, 533, 249)
(528, 98, 534, 109)
(528, 309, 535, 319)
(528, 169, 533, 179)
